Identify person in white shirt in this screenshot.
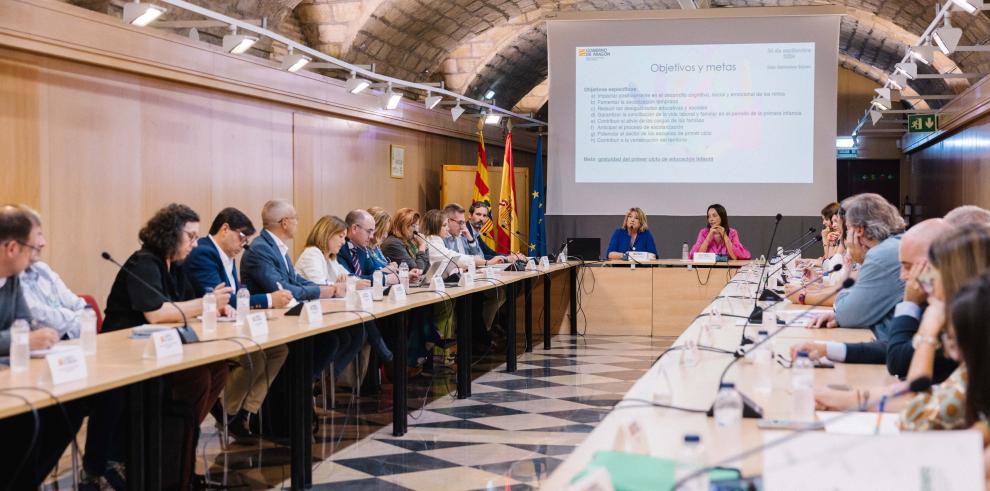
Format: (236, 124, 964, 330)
(420, 209, 475, 276)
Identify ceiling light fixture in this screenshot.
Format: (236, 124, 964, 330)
(888, 72, 908, 91)
(425, 91, 443, 110)
(910, 44, 937, 65)
(345, 71, 371, 94)
(933, 15, 963, 55)
(484, 111, 501, 125)
(223, 26, 257, 54)
(950, 0, 981, 14)
(451, 100, 465, 121)
(123, 1, 165, 27)
(484, 89, 496, 100)
(380, 83, 402, 110)
(871, 98, 891, 111)
(281, 47, 311, 72)
(894, 62, 918, 79)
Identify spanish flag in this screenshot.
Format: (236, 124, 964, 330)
(496, 124, 519, 254)
(472, 120, 496, 251)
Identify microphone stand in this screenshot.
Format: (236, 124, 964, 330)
(750, 214, 783, 323)
(101, 251, 200, 344)
(740, 263, 842, 348)
(757, 235, 824, 302)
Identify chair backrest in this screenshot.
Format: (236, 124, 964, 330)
(79, 294, 104, 333)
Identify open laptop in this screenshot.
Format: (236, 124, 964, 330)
(412, 255, 462, 287)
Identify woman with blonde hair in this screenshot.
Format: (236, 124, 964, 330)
(367, 206, 398, 272)
(606, 207, 658, 260)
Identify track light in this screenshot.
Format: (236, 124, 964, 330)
(123, 1, 165, 27)
(888, 72, 908, 91)
(484, 89, 496, 100)
(895, 62, 918, 79)
(281, 48, 311, 72)
(425, 92, 443, 110)
(950, 0, 982, 14)
(451, 100, 465, 122)
(871, 98, 891, 111)
(380, 83, 402, 110)
(345, 72, 371, 94)
(484, 111, 501, 125)
(910, 45, 937, 65)
(870, 110, 883, 125)
(933, 16, 963, 55)
(874, 87, 901, 102)
(223, 27, 257, 54)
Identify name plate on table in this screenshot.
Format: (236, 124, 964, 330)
(247, 312, 270, 336)
(539, 256, 550, 271)
(358, 290, 373, 310)
(46, 348, 87, 385)
(693, 252, 717, 264)
(627, 251, 655, 262)
(389, 284, 406, 302)
(463, 270, 475, 287)
(303, 301, 323, 327)
(484, 267, 496, 279)
(525, 259, 537, 271)
(144, 329, 183, 359)
(431, 275, 446, 293)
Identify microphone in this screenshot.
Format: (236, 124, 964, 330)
(712, 278, 856, 418)
(678, 372, 931, 490)
(756, 235, 824, 303)
(552, 238, 573, 262)
(751, 213, 784, 318)
(778, 227, 818, 253)
(741, 263, 842, 344)
(100, 251, 200, 344)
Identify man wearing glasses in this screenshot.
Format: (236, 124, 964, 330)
(337, 208, 397, 284)
(186, 207, 290, 440)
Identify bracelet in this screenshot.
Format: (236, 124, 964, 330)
(912, 334, 940, 350)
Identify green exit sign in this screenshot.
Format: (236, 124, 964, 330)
(908, 114, 938, 133)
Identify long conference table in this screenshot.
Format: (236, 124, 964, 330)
(0, 261, 580, 490)
(545, 261, 896, 489)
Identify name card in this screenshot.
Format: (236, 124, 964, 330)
(463, 270, 475, 287)
(558, 248, 567, 263)
(539, 256, 550, 271)
(389, 284, 407, 302)
(431, 275, 446, 293)
(484, 267, 496, 279)
(303, 301, 323, 327)
(358, 290, 373, 310)
(525, 259, 537, 271)
(46, 348, 87, 385)
(144, 329, 183, 359)
(247, 311, 270, 336)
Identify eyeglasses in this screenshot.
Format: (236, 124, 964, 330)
(183, 230, 199, 243)
(447, 218, 466, 226)
(17, 241, 43, 253)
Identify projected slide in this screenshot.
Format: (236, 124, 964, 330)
(575, 43, 815, 183)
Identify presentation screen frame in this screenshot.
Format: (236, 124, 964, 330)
(547, 6, 843, 217)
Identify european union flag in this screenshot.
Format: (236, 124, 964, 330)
(528, 135, 546, 257)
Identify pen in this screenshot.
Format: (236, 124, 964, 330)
(875, 395, 888, 434)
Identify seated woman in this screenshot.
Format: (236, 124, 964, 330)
(606, 207, 658, 260)
(421, 209, 475, 275)
(820, 202, 845, 261)
(295, 215, 391, 372)
(382, 207, 428, 276)
(812, 225, 990, 437)
(689, 204, 751, 260)
(367, 206, 399, 276)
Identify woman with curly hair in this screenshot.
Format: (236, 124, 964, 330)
(84, 204, 232, 490)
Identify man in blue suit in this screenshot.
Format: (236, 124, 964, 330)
(185, 207, 290, 440)
(336, 209, 379, 281)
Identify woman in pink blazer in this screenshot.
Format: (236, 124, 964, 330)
(689, 204, 751, 260)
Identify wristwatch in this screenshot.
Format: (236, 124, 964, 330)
(912, 334, 940, 350)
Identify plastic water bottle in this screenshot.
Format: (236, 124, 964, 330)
(676, 434, 709, 491)
(398, 263, 410, 291)
(80, 306, 98, 355)
(202, 288, 217, 337)
(752, 330, 773, 394)
(236, 288, 249, 326)
(372, 270, 384, 300)
(792, 351, 816, 421)
(681, 242, 689, 261)
(680, 334, 699, 367)
(10, 319, 30, 372)
(713, 382, 743, 427)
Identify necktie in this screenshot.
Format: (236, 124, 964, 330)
(350, 248, 362, 275)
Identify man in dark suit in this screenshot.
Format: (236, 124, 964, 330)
(185, 207, 290, 439)
(337, 209, 378, 281)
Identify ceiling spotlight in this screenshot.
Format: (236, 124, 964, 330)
(950, 0, 982, 14)
(484, 111, 501, 125)
(345, 72, 371, 94)
(223, 27, 257, 55)
(910, 45, 937, 65)
(281, 48, 311, 73)
(874, 87, 901, 102)
(888, 72, 908, 90)
(451, 100, 465, 122)
(894, 62, 918, 79)
(123, 1, 165, 27)
(933, 16, 963, 55)
(484, 89, 496, 100)
(836, 136, 856, 149)
(380, 83, 402, 110)
(425, 91, 443, 110)
(871, 98, 891, 111)
(870, 110, 883, 125)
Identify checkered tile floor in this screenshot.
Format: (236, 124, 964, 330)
(44, 335, 672, 490)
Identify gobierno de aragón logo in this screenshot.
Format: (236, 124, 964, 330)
(577, 47, 611, 57)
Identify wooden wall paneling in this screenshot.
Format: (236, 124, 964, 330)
(42, 58, 143, 304)
(652, 267, 729, 337)
(574, 267, 652, 335)
(292, 111, 323, 258)
(0, 54, 42, 208)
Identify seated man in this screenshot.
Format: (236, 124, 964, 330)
(240, 200, 362, 382)
(17, 206, 87, 340)
(791, 193, 906, 364)
(465, 202, 526, 262)
(185, 207, 290, 439)
(337, 209, 399, 284)
(0, 204, 81, 491)
(794, 218, 958, 380)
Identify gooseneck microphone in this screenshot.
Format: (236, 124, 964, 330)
(101, 251, 199, 344)
(414, 232, 465, 280)
(777, 227, 818, 254)
(752, 214, 783, 311)
(755, 235, 824, 304)
(552, 239, 574, 262)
